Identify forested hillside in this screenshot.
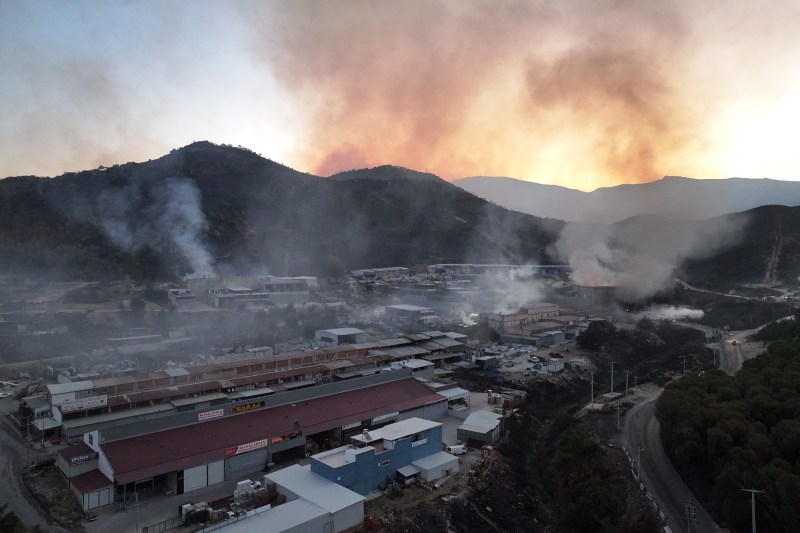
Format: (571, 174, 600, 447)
(657, 339, 800, 531)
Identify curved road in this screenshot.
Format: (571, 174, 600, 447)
(0, 406, 67, 532)
(623, 396, 723, 533)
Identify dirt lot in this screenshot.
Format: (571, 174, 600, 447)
(23, 463, 86, 529)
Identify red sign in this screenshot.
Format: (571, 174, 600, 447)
(225, 438, 269, 457)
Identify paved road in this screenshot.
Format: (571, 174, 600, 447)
(0, 399, 68, 532)
(623, 395, 723, 533)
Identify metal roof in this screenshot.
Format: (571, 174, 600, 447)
(266, 464, 364, 513)
(46, 381, 94, 395)
(353, 417, 440, 443)
(437, 387, 470, 401)
(101, 377, 444, 484)
(411, 451, 458, 471)
(460, 410, 503, 432)
(317, 327, 365, 336)
(220, 498, 328, 533)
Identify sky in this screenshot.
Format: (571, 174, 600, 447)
(2, 0, 800, 191)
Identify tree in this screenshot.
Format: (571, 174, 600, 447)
(576, 320, 617, 350)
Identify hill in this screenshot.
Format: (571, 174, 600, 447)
(0, 142, 562, 280)
(455, 175, 800, 223)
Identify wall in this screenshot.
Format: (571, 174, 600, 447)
(311, 425, 443, 494)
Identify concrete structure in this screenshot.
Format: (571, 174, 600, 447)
(186, 276, 312, 308)
(314, 328, 367, 347)
(483, 303, 559, 333)
(56, 443, 113, 511)
(385, 304, 439, 327)
(310, 418, 455, 494)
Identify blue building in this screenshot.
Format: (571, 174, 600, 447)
(310, 418, 458, 494)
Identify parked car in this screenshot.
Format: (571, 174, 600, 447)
(550, 352, 564, 358)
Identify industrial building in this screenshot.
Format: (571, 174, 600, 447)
(310, 418, 457, 494)
(457, 410, 504, 448)
(55, 371, 449, 510)
(314, 328, 367, 347)
(427, 264, 572, 277)
(27, 331, 466, 443)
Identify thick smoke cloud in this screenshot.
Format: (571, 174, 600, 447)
(246, 1, 703, 187)
(66, 177, 214, 277)
(554, 214, 749, 301)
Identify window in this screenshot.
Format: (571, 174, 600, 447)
(380, 460, 390, 467)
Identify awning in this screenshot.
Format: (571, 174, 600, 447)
(32, 417, 61, 431)
(397, 465, 420, 478)
(437, 387, 470, 401)
(371, 411, 399, 424)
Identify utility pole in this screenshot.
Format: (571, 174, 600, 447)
(741, 488, 765, 533)
(609, 361, 615, 395)
(616, 403, 620, 429)
(590, 372, 594, 407)
(134, 491, 139, 533)
(634, 374, 637, 391)
(624, 370, 631, 398)
(682, 500, 696, 532)
(680, 355, 687, 376)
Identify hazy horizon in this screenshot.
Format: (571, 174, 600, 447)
(3, 1, 800, 191)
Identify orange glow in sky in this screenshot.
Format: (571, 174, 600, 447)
(2, 1, 800, 191)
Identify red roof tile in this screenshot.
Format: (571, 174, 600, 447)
(102, 377, 445, 484)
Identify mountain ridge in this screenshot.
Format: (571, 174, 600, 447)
(454, 174, 800, 223)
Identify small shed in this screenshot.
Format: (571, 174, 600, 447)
(411, 451, 459, 481)
(457, 410, 504, 447)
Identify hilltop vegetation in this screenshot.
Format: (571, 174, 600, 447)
(657, 337, 800, 531)
(0, 142, 560, 280)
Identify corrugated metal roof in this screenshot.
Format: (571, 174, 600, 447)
(46, 381, 94, 395)
(266, 465, 364, 513)
(102, 378, 444, 484)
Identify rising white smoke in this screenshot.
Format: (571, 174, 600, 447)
(554, 213, 748, 301)
(71, 176, 215, 277)
(632, 304, 704, 321)
(480, 266, 546, 314)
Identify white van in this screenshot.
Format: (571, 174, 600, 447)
(446, 444, 467, 455)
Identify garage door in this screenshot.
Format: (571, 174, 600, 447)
(208, 459, 225, 485)
(184, 464, 208, 492)
(225, 448, 268, 481)
(88, 491, 99, 510)
(98, 487, 111, 507)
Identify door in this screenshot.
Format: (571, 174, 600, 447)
(183, 464, 208, 492)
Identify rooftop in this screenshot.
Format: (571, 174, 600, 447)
(266, 464, 364, 513)
(101, 378, 445, 484)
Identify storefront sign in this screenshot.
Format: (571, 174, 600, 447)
(230, 401, 264, 414)
(411, 438, 427, 447)
(198, 408, 224, 421)
(60, 395, 108, 413)
(226, 438, 269, 457)
(69, 452, 97, 465)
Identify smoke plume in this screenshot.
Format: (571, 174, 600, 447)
(66, 176, 214, 277)
(246, 1, 705, 187)
(554, 213, 748, 301)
